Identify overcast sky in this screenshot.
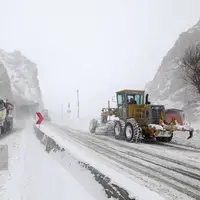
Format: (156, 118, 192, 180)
(0, 0, 200, 118)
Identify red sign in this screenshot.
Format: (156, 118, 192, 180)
(36, 112, 44, 124)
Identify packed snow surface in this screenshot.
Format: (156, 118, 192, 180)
(48, 117, 200, 200)
(0, 121, 101, 200)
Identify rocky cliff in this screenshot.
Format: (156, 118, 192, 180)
(0, 49, 43, 109)
(145, 20, 200, 122)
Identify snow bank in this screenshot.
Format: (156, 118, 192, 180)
(35, 124, 165, 200)
(0, 121, 99, 200)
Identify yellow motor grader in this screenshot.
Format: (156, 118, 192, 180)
(89, 89, 194, 143)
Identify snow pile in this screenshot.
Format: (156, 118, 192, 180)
(0, 121, 102, 200)
(36, 123, 165, 200)
(145, 19, 200, 122)
(0, 49, 43, 108)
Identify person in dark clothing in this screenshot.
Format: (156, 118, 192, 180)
(129, 97, 137, 104)
(4, 99, 13, 115)
(5, 99, 13, 107)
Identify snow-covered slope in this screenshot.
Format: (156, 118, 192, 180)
(0, 62, 13, 101)
(145, 20, 200, 122)
(0, 49, 43, 107)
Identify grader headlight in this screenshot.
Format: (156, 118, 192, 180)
(148, 127, 155, 136)
(158, 118, 164, 125)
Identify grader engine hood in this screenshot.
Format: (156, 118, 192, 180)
(145, 105, 174, 138)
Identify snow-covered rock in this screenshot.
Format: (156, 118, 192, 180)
(145, 19, 200, 122)
(0, 49, 43, 108)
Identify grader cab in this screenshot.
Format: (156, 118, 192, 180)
(115, 89, 164, 125)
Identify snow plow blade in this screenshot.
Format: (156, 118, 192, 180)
(89, 118, 115, 135)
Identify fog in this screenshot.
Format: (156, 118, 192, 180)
(0, 0, 200, 118)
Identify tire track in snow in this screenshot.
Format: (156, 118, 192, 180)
(124, 151, 200, 182)
(53, 124, 200, 200)
(94, 136, 200, 171)
(56, 123, 200, 153)
(62, 133, 200, 200)
(153, 142, 200, 152)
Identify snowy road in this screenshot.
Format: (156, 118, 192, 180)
(0, 122, 105, 200)
(45, 122, 200, 200)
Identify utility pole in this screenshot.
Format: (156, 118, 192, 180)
(61, 104, 63, 120)
(77, 89, 79, 118)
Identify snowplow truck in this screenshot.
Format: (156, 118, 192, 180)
(0, 99, 13, 134)
(89, 89, 194, 143)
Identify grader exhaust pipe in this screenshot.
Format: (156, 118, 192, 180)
(145, 94, 150, 104)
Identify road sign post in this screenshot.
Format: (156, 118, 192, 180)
(36, 112, 44, 129)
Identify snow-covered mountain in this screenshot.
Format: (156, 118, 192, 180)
(145, 20, 200, 122)
(0, 62, 13, 101)
(0, 49, 43, 108)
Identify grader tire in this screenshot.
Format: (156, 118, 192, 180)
(156, 133, 173, 143)
(89, 119, 98, 133)
(124, 119, 142, 143)
(114, 121, 124, 140)
(165, 134, 173, 142)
